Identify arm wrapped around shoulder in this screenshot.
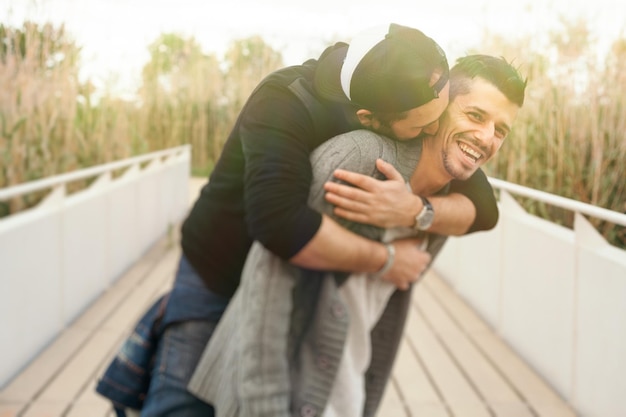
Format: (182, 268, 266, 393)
(448, 168, 499, 233)
(307, 129, 407, 241)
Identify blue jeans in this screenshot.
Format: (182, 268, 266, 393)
(140, 255, 230, 417)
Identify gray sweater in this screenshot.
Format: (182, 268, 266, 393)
(188, 130, 447, 417)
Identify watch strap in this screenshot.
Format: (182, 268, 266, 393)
(414, 196, 434, 231)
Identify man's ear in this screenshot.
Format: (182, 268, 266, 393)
(356, 109, 375, 127)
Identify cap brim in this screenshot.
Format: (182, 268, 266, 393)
(313, 45, 351, 105)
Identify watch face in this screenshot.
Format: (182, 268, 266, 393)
(415, 197, 434, 230)
(418, 210, 434, 229)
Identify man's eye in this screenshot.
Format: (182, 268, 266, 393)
(468, 112, 482, 121)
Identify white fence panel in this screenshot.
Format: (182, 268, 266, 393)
(498, 191, 576, 399)
(135, 160, 165, 256)
(0, 145, 190, 388)
(107, 165, 143, 283)
(0, 192, 65, 386)
(433, 220, 504, 330)
(433, 183, 626, 417)
(62, 173, 111, 323)
(574, 213, 626, 417)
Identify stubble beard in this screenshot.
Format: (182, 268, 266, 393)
(441, 147, 473, 181)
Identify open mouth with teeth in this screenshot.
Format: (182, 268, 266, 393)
(458, 142, 483, 163)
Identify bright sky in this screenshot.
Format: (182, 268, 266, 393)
(2, 0, 625, 95)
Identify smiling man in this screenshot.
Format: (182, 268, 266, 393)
(411, 56, 523, 195)
(438, 80, 517, 176)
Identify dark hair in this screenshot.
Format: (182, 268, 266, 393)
(449, 55, 527, 107)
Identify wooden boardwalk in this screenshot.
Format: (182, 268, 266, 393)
(0, 179, 578, 417)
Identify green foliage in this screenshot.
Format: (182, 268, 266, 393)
(222, 35, 284, 110)
(475, 17, 626, 247)
(0, 21, 83, 212)
(137, 33, 285, 170)
(0, 21, 79, 68)
(0, 23, 285, 215)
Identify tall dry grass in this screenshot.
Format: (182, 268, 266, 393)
(474, 19, 626, 245)
(136, 34, 283, 173)
(0, 23, 137, 212)
(1, 20, 624, 246)
(0, 24, 283, 216)
(1, 23, 77, 211)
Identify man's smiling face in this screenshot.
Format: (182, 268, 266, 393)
(437, 77, 519, 181)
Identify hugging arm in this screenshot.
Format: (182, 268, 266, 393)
(291, 130, 431, 290)
(324, 159, 497, 235)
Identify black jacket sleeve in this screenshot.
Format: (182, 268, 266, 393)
(239, 83, 324, 260)
(448, 168, 499, 233)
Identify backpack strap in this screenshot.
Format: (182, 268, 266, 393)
(288, 77, 336, 140)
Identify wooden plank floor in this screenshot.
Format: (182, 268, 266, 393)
(0, 178, 578, 417)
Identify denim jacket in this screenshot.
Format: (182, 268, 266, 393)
(96, 294, 169, 414)
(95, 249, 231, 415)
(96, 294, 168, 416)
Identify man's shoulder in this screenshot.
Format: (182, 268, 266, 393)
(250, 59, 348, 143)
(322, 130, 397, 157)
(245, 61, 318, 116)
(311, 130, 397, 175)
(261, 60, 317, 90)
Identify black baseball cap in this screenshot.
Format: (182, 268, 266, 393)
(314, 23, 449, 112)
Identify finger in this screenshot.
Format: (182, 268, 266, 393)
(331, 169, 379, 191)
(323, 182, 371, 203)
(375, 159, 405, 182)
(332, 206, 370, 223)
(324, 192, 369, 212)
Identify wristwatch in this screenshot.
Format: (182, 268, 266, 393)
(413, 196, 434, 231)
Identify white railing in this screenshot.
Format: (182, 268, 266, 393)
(433, 177, 626, 417)
(0, 145, 191, 388)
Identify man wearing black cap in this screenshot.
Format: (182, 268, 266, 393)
(97, 24, 500, 417)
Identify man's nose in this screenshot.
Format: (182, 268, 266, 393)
(475, 121, 495, 143)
